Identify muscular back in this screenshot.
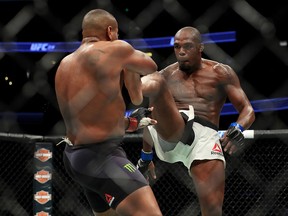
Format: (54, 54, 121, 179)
(55, 40, 134, 144)
(160, 59, 238, 126)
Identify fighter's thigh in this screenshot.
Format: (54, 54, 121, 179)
(116, 186, 162, 216)
(93, 208, 117, 216)
(190, 160, 224, 216)
(190, 159, 225, 197)
(141, 74, 184, 137)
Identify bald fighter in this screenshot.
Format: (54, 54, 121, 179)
(55, 9, 162, 216)
(137, 26, 255, 216)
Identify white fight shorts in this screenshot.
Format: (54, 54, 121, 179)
(147, 106, 226, 174)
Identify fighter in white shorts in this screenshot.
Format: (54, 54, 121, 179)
(143, 105, 226, 175)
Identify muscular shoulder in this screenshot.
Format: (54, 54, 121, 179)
(111, 39, 132, 48)
(57, 53, 74, 71)
(82, 40, 134, 58)
(109, 40, 134, 56)
(203, 59, 237, 83)
(159, 62, 178, 77)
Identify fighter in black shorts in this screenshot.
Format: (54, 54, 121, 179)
(55, 9, 162, 216)
(63, 138, 148, 211)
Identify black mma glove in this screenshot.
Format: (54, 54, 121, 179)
(136, 149, 153, 179)
(226, 122, 245, 148)
(126, 107, 153, 132)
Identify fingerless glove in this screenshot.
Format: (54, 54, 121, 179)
(226, 122, 245, 147)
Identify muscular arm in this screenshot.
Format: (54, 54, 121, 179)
(117, 40, 157, 76)
(123, 69, 143, 105)
(118, 40, 157, 105)
(124, 49, 157, 76)
(222, 64, 255, 129)
(219, 64, 255, 154)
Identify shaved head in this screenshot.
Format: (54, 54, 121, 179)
(82, 9, 118, 39)
(175, 26, 202, 44)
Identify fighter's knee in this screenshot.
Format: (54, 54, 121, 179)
(149, 75, 167, 93)
(207, 205, 222, 216)
(142, 73, 167, 97)
(201, 199, 223, 216)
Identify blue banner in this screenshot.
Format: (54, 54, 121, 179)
(0, 31, 236, 53)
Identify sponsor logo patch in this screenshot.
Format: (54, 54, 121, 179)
(124, 163, 136, 173)
(105, 193, 115, 206)
(211, 143, 223, 156)
(35, 211, 51, 216)
(34, 190, 52, 205)
(34, 169, 52, 184)
(34, 148, 52, 162)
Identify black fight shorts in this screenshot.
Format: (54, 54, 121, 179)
(63, 137, 148, 212)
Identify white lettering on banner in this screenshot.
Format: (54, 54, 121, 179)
(30, 43, 55, 51)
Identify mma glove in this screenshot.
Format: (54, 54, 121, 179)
(226, 122, 245, 148)
(136, 149, 153, 179)
(126, 107, 153, 132)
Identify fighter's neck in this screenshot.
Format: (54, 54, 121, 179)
(82, 37, 100, 43)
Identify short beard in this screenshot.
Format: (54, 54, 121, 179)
(179, 63, 193, 74)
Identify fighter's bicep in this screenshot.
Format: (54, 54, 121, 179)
(124, 50, 157, 75)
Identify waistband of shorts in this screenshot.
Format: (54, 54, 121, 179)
(194, 116, 218, 131)
(66, 137, 123, 150)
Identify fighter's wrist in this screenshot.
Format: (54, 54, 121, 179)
(229, 122, 244, 132)
(126, 117, 138, 132)
(141, 149, 153, 161)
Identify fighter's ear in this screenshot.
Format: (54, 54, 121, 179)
(199, 44, 204, 52)
(107, 26, 113, 41)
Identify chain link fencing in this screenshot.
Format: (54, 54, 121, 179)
(0, 0, 288, 216)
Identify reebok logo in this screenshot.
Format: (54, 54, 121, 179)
(105, 193, 115, 206)
(211, 143, 223, 156)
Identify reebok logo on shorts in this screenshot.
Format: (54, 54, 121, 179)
(211, 143, 223, 156)
(124, 163, 136, 173)
(105, 193, 115, 206)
